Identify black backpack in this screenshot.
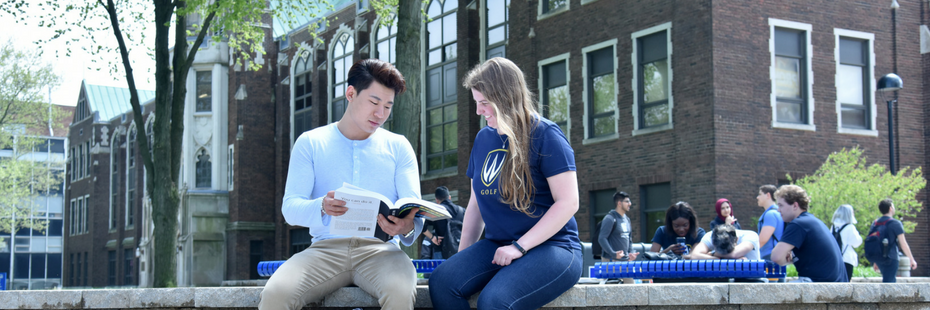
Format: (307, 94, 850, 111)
(864, 218, 897, 264)
(591, 220, 604, 259)
(832, 223, 849, 254)
(440, 202, 466, 259)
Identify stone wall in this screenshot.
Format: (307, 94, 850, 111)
(4, 282, 929, 309)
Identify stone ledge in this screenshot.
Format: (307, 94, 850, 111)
(1, 282, 929, 309)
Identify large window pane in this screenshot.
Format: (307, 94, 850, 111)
(547, 86, 569, 127)
(775, 101, 802, 123)
(841, 109, 866, 128)
(196, 71, 212, 112)
(593, 74, 616, 114)
(544, 0, 566, 13)
(774, 57, 801, 99)
(837, 65, 863, 105)
(644, 104, 669, 127)
(641, 183, 671, 242)
(643, 61, 668, 103)
(428, 20, 442, 49)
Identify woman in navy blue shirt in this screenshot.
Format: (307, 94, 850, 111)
(650, 202, 706, 255)
(429, 58, 582, 310)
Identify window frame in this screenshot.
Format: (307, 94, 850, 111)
(227, 144, 234, 191)
(422, 0, 459, 176)
(194, 70, 213, 113)
(631, 22, 674, 136)
(371, 13, 398, 131)
(769, 18, 815, 131)
(834, 28, 877, 136)
(291, 45, 314, 143)
(328, 29, 354, 124)
(109, 133, 119, 231)
(481, 0, 510, 62)
(125, 125, 136, 229)
(537, 0, 569, 21)
(194, 147, 212, 189)
(582, 39, 619, 144)
(537, 52, 572, 138)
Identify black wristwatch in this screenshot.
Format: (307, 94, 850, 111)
(511, 241, 527, 255)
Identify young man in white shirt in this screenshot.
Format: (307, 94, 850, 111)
(260, 59, 423, 310)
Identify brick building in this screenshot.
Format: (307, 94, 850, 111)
(267, 0, 930, 276)
(63, 83, 155, 288)
(63, 0, 930, 287)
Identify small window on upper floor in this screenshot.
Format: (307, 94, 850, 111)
(769, 19, 814, 131)
(539, 0, 568, 19)
(835, 28, 877, 136)
(632, 23, 673, 135)
(540, 55, 570, 136)
(196, 71, 212, 112)
(584, 41, 618, 141)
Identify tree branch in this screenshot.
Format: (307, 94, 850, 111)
(183, 6, 218, 72)
(101, 0, 154, 176)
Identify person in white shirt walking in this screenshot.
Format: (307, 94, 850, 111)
(831, 204, 862, 282)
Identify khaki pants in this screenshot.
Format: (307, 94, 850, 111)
(601, 257, 636, 284)
(259, 237, 416, 310)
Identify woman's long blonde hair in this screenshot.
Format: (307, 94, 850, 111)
(463, 58, 539, 216)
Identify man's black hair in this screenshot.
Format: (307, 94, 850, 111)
(879, 198, 894, 214)
(613, 191, 630, 205)
(435, 186, 451, 201)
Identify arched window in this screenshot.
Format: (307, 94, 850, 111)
(425, 0, 458, 173)
(126, 126, 137, 228)
(375, 14, 397, 64)
(195, 148, 212, 188)
(145, 116, 155, 157)
(330, 32, 354, 123)
(110, 133, 119, 230)
(375, 14, 398, 131)
(294, 52, 313, 138)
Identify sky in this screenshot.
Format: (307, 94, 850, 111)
(0, 2, 158, 107)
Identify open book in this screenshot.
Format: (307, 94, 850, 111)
(332, 183, 452, 242)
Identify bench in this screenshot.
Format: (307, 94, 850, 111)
(589, 259, 787, 280)
(257, 259, 445, 277)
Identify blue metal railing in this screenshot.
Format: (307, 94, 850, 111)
(258, 259, 446, 277)
(588, 259, 786, 279)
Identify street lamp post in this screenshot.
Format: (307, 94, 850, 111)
(877, 73, 903, 175)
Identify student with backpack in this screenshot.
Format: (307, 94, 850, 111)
(421, 186, 465, 259)
(865, 199, 917, 283)
(831, 204, 862, 282)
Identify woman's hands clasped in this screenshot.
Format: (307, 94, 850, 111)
(492, 244, 524, 266)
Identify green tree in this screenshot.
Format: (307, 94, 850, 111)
(0, 40, 64, 240)
(372, 0, 426, 153)
(3, 0, 332, 287)
(790, 146, 925, 263)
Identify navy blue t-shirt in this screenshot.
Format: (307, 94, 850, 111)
(465, 117, 581, 250)
(651, 226, 706, 252)
(781, 212, 848, 282)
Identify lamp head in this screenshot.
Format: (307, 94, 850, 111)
(877, 73, 903, 92)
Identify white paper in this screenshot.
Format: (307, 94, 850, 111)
(330, 183, 381, 237)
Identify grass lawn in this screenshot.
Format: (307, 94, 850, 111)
(786, 264, 881, 278)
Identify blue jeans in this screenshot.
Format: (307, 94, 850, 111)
(877, 259, 900, 283)
(428, 239, 582, 310)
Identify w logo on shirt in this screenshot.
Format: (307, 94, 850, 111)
(481, 149, 508, 187)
